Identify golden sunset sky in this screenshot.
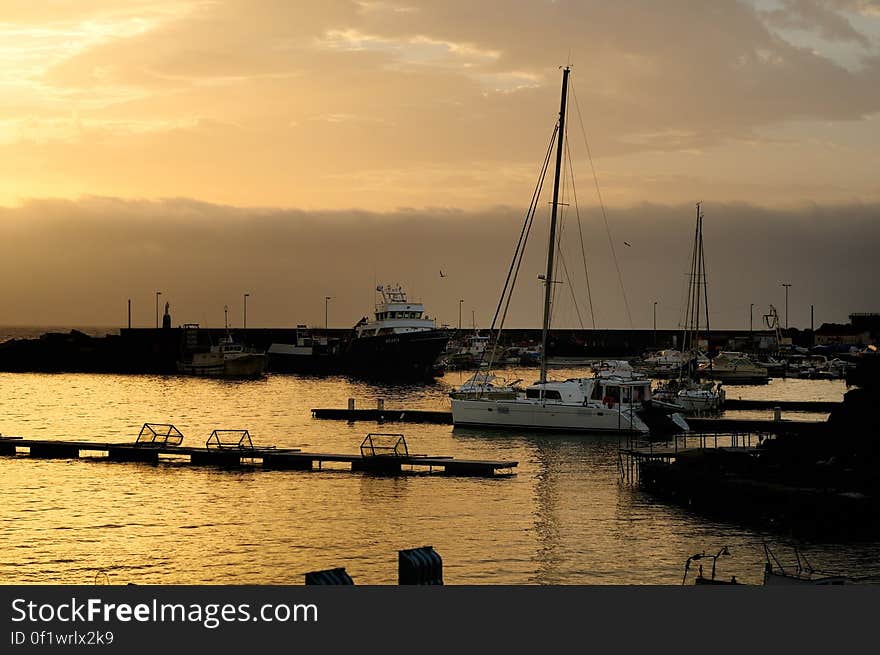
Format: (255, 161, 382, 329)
(1, 1, 879, 328)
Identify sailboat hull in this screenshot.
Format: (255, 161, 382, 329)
(449, 398, 650, 433)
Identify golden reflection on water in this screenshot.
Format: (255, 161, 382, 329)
(1, 369, 876, 585)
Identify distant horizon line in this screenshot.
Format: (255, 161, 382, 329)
(3, 194, 880, 215)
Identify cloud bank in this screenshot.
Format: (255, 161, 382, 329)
(1, 196, 876, 330)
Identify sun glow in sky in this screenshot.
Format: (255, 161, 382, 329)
(0, 0, 878, 209)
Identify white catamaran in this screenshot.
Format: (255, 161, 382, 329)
(450, 67, 687, 435)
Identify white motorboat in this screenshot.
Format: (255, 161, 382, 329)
(653, 379, 725, 413)
(448, 372, 522, 400)
(700, 352, 769, 384)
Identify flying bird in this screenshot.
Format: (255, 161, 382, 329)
(624, 241, 632, 247)
(440, 270, 446, 278)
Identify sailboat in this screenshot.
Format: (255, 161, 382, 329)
(652, 204, 724, 412)
(449, 67, 687, 435)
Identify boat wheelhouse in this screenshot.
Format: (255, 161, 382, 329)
(354, 285, 437, 338)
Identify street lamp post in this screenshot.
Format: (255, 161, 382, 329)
(750, 303, 754, 334)
(653, 301, 657, 345)
(811, 304, 815, 347)
(243, 293, 250, 330)
(325, 296, 331, 330)
(459, 299, 464, 331)
(155, 291, 161, 329)
(782, 283, 792, 329)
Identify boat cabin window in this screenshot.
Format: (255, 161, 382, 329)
(526, 389, 562, 400)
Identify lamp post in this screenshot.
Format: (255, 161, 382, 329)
(243, 293, 250, 330)
(325, 296, 331, 330)
(750, 303, 754, 334)
(458, 299, 464, 331)
(782, 283, 792, 329)
(811, 304, 815, 347)
(155, 291, 161, 329)
(653, 301, 657, 345)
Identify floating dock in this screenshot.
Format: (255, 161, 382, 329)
(312, 407, 453, 423)
(616, 432, 766, 484)
(686, 417, 825, 436)
(722, 399, 839, 412)
(0, 428, 517, 478)
(311, 405, 828, 436)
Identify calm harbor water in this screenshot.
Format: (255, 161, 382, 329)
(2, 362, 878, 586)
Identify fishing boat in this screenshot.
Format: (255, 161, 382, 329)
(176, 334, 267, 378)
(343, 284, 451, 381)
(449, 67, 687, 435)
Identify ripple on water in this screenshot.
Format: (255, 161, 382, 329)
(0, 371, 875, 584)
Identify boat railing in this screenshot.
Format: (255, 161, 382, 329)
(206, 429, 255, 451)
(659, 430, 770, 454)
(135, 423, 184, 447)
(360, 433, 408, 458)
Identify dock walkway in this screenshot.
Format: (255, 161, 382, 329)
(312, 407, 827, 436)
(0, 435, 516, 478)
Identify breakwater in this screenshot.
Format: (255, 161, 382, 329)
(0, 325, 818, 374)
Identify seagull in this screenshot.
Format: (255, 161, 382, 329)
(440, 270, 446, 278)
(624, 241, 632, 247)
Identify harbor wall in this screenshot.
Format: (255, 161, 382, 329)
(0, 325, 817, 374)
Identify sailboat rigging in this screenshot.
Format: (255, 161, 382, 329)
(449, 67, 688, 434)
(652, 204, 724, 412)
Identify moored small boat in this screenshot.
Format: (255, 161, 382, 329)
(176, 335, 267, 378)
